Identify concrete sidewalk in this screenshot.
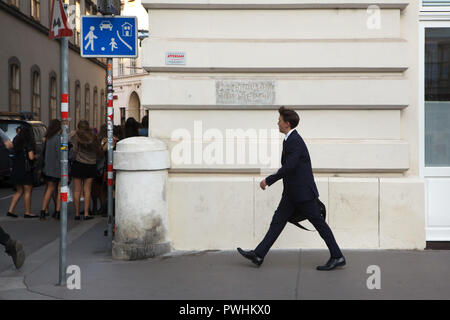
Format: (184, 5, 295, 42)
(1, 216, 450, 300)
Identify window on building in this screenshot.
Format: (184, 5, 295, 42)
(9, 62, 20, 113)
(31, 0, 40, 21)
(8, 0, 19, 8)
(85, 84, 90, 124)
(119, 58, 125, 76)
(50, 75, 57, 121)
(75, 82, 81, 127)
(74, 0, 81, 46)
(93, 87, 98, 130)
(130, 58, 136, 75)
(32, 69, 41, 120)
(425, 28, 450, 166)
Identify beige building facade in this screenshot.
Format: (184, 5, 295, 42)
(139, 0, 450, 250)
(113, 53, 148, 125)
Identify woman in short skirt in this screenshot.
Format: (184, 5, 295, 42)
(70, 120, 102, 220)
(7, 125, 38, 218)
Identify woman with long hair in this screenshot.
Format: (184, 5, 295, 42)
(7, 125, 38, 218)
(40, 119, 62, 220)
(70, 120, 102, 220)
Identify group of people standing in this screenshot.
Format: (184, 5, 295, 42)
(0, 115, 146, 270)
(4, 115, 148, 222)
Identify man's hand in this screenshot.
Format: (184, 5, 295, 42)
(4, 140, 13, 149)
(260, 179, 267, 190)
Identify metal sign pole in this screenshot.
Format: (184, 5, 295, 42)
(103, 1, 116, 252)
(50, 0, 72, 287)
(59, 35, 69, 287)
(106, 59, 114, 250)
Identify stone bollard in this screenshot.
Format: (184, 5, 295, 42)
(112, 137, 171, 260)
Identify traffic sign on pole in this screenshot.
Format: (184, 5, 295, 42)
(81, 16, 138, 58)
(49, 0, 73, 39)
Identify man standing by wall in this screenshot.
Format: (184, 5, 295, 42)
(238, 107, 346, 271)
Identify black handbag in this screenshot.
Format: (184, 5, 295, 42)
(289, 198, 327, 231)
(23, 148, 33, 173)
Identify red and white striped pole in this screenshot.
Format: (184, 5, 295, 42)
(60, 92, 69, 203)
(106, 58, 114, 246)
(59, 35, 69, 286)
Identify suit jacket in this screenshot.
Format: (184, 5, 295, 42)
(265, 129, 319, 203)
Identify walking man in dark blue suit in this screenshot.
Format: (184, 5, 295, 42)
(238, 106, 346, 271)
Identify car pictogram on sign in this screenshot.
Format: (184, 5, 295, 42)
(99, 21, 113, 31)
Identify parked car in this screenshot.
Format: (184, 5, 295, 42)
(0, 113, 47, 186)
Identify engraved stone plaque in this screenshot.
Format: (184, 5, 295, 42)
(216, 80, 275, 105)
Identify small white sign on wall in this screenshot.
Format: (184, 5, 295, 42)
(166, 52, 186, 65)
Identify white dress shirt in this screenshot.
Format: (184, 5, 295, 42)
(284, 129, 295, 141)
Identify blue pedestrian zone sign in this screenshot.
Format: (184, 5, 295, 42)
(81, 16, 138, 58)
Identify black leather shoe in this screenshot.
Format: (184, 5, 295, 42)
(7, 212, 18, 218)
(5, 239, 25, 269)
(316, 256, 346, 271)
(237, 248, 263, 267)
(39, 210, 46, 220)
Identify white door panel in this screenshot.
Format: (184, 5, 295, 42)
(421, 22, 450, 241)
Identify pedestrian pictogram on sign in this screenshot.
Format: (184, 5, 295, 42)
(49, 0, 73, 39)
(84, 26, 98, 51)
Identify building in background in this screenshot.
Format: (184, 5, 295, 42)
(112, 0, 148, 126)
(0, 0, 107, 131)
(139, 0, 450, 250)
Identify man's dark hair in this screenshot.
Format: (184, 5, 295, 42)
(278, 106, 299, 129)
(124, 117, 139, 138)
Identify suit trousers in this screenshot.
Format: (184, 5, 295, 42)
(0, 226, 10, 247)
(254, 195, 343, 259)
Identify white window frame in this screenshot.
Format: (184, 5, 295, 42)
(419, 19, 450, 178)
(130, 58, 136, 75)
(421, 0, 450, 12)
(119, 58, 125, 76)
